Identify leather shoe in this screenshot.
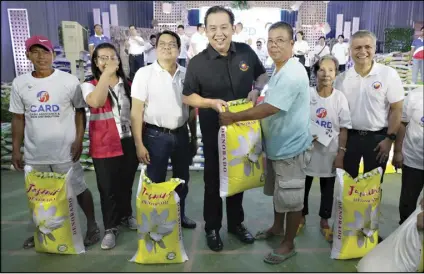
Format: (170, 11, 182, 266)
(181, 216, 196, 229)
(228, 224, 255, 244)
(206, 229, 223, 252)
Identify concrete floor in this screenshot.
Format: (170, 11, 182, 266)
(1, 170, 402, 272)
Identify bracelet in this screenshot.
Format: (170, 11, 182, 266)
(339, 147, 347, 152)
(253, 86, 263, 92)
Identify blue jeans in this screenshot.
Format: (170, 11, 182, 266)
(143, 125, 190, 218)
(412, 59, 424, 84)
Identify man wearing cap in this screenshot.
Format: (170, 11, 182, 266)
(9, 35, 100, 248)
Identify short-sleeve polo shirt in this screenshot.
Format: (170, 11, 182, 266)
(88, 35, 111, 48)
(334, 62, 404, 131)
(183, 42, 266, 136)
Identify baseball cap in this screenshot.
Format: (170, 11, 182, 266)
(25, 35, 54, 52)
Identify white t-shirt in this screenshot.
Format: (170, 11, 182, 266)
(188, 32, 208, 58)
(80, 78, 132, 138)
(128, 36, 145, 55)
(313, 44, 331, 58)
(402, 89, 423, 170)
(334, 62, 405, 131)
(331, 42, 349, 65)
(293, 40, 310, 56)
(8, 70, 86, 164)
(144, 43, 157, 64)
(305, 88, 352, 177)
(178, 34, 190, 59)
(131, 61, 188, 130)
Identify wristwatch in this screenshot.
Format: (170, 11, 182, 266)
(386, 133, 397, 141)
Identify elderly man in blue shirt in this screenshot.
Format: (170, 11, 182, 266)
(220, 21, 313, 265)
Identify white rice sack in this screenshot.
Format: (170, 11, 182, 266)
(357, 191, 424, 272)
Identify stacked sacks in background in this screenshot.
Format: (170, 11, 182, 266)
(52, 46, 72, 74)
(53, 46, 93, 80)
(375, 52, 413, 84)
(1, 123, 15, 169)
(79, 127, 94, 171)
(1, 106, 206, 172)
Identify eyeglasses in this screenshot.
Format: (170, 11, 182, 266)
(267, 39, 290, 47)
(158, 42, 178, 49)
(97, 55, 120, 63)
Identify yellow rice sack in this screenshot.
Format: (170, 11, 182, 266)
(24, 165, 85, 254)
(331, 167, 382, 260)
(218, 99, 265, 197)
(130, 170, 188, 264)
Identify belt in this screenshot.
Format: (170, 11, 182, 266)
(130, 53, 143, 56)
(144, 123, 185, 134)
(348, 128, 387, 136)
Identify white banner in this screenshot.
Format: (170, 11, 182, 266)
(336, 14, 343, 38)
(343, 21, 351, 39)
(352, 17, 360, 35)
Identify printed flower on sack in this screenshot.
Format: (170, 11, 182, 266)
(138, 208, 176, 253)
(33, 204, 67, 245)
(229, 127, 262, 176)
(343, 204, 379, 248)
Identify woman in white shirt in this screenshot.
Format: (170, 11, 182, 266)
(392, 88, 424, 225)
(293, 31, 311, 80)
(299, 55, 352, 241)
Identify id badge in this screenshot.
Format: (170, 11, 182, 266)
(119, 122, 131, 138)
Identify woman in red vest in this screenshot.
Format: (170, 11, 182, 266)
(80, 43, 138, 250)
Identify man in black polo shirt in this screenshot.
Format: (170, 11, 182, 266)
(182, 6, 269, 252)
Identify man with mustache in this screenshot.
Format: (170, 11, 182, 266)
(182, 6, 269, 252)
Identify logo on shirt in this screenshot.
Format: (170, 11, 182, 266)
(37, 91, 50, 102)
(30, 91, 60, 118)
(239, 61, 249, 72)
(316, 107, 327, 118)
(372, 81, 382, 90)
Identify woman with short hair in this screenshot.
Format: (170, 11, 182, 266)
(299, 55, 352, 242)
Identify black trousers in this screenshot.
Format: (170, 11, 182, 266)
(295, 54, 306, 66)
(129, 54, 144, 80)
(339, 64, 346, 73)
(399, 165, 424, 224)
(343, 129, 388, 180)
(92, 137, 139, 230)
(302, 176, 335, 219)
(202, 128, 244, 231)
(177, 58, 186, 67)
